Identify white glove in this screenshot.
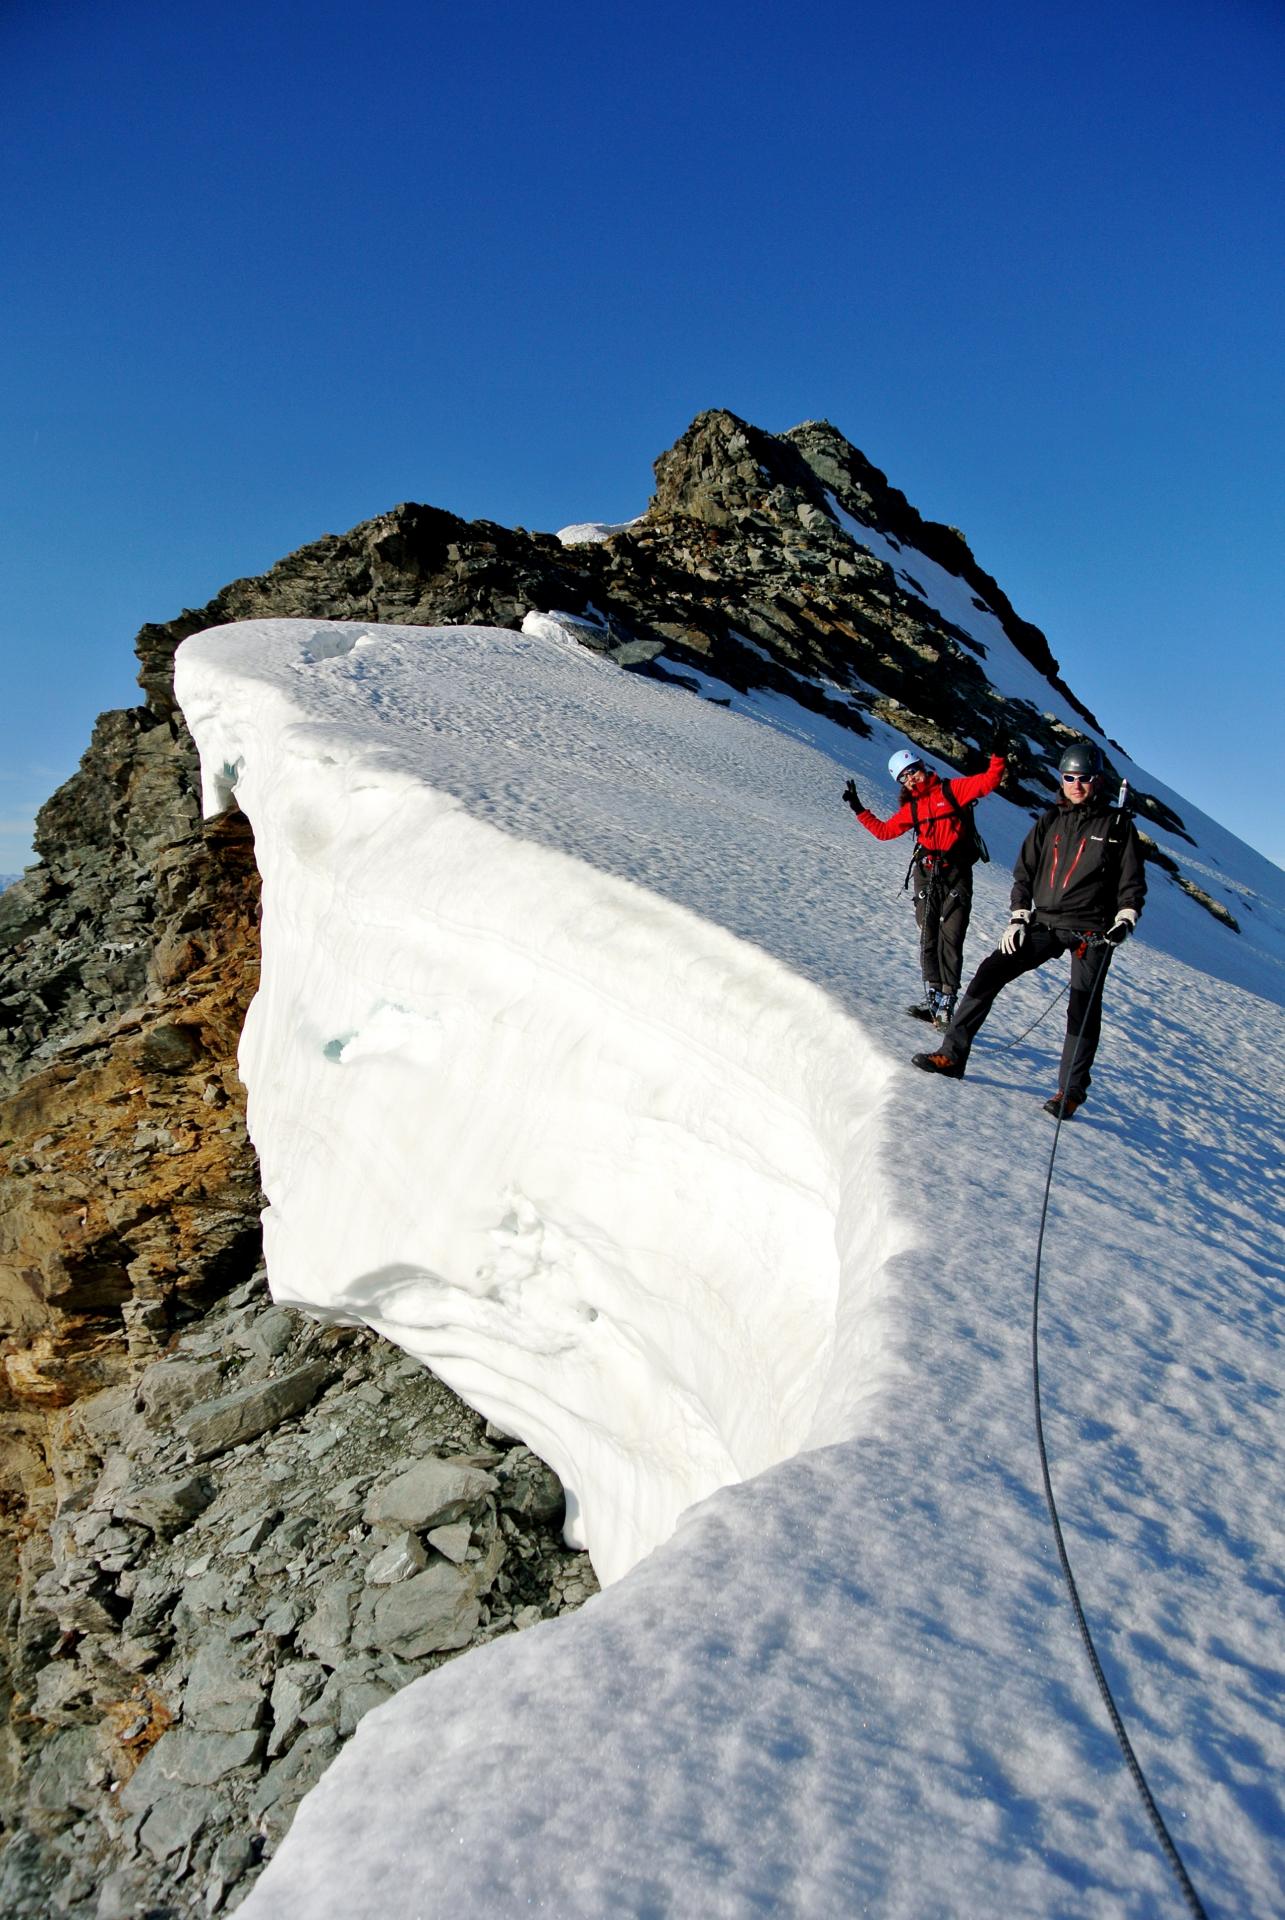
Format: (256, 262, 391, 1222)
(1104, 908, 1138, 947)
(1000, 909, 1032, 955)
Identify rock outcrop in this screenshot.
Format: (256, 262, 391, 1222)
(0, 1269, 595, 1916)
(0, 408, 1222, 1911)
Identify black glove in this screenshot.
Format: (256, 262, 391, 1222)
(842, 779, 862, 814)
(1104, 910, 1137, 946)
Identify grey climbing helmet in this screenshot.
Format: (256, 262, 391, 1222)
(1057, 741, 1104, 781)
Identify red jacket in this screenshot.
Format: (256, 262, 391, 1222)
(856, 755, 1005, 861)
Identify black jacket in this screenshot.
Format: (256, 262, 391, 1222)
(1011, 795, 1147, 933)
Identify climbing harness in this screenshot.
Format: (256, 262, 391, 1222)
(1000, 780, 1136, 1056)
(1032, 931, 1210, 1920)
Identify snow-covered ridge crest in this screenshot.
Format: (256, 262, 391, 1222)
(174, 618, 911, 1583)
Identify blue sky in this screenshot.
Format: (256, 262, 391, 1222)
(2, 0, 1282, 871)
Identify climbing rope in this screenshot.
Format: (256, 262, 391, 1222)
(998, 975, 1070, 1051)
(1032, 940, 1210, 1919)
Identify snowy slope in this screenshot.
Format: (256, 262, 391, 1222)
(174, 619, 1284, 1919)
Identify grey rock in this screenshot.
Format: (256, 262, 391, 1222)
(95, 1864, 159, 1919)
(471, 1529, 507, 1596)
(223, 1268, 269, 1309)
(115, 1634, 165, 1671)
(39, 1587, 119, 1637)
(73, 1630, 138, 1687)
(92, 1522, 147, 1573)
(298, 1659, 354, 1730)
(138, 1784, 215, 1860)
(118, 1728, 265, 1812)
(248, 1727, 338, 1819)
(137, 1358, 227, 1430)
(336, 1676, 393, 1737)
(323, 1473, 374, 1513)
(0, 1832, 48, 1916)
(266, 1661, 326, 1757)
(497, 1447, 565, 1524)
(77, 1384, 143, 1459)
(365, 1560, 483, 1659)
(296, 1579, 357, 1666)
(123, 1571, 181, 1635)
(203, 1830, 256, 1913)
(363, 1455, 498, 1531)
(114, 1470, 215, 1536)
(181, 1638, 267, 1733)
(33, 1659, 96, 1726)
(260, 1599, 301, 1642)
(172, 1571, 229, 1631)
(25, 1726, 107, 1827)
(71, 1507, 116, 1550)
(365, 1531, 427, 1586)
(224, 1510, 280, 1556)
(254, 1512, 317, 1574)
(178, 1360, 333, 1460)
(242, 1305, 297, 1359)
(426, 1519, 472, 1564)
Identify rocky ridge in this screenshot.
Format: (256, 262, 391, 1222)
(0, 408, 1237, 1910)
(1, 1267, 594, 1916)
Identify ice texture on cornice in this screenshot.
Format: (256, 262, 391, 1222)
(174, 617, 912, 1583)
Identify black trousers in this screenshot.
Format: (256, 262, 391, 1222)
(943, 924, 1113, 1100)
(913, 863, 973, 994)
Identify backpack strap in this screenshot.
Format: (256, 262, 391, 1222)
(940, 779, 989, 865)
(903, 790, 920, 890)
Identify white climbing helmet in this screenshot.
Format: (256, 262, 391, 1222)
(888, 748, 925, 783)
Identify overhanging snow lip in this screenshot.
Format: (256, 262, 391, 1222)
(174, 617, 916, 1584)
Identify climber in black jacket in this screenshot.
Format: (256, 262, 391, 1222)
(911, 741, 1146, 1117)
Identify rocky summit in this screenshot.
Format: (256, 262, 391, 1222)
(0, 409, 1235, 1914)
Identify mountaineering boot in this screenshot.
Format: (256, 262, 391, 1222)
(911, 1050, 965, 1079)
(1042, 1090, 1084, 1120)
(906, 986, 941, 1023)
(932, 991, 957, 1030)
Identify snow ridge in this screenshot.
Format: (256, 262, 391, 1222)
(175, 619, 910, 1584)
(173, 617, 1285, 1920)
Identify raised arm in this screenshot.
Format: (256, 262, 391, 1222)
(841, 778, 913, 840)
(950, 753, 1006, 806)
(855, 800, 914, 841)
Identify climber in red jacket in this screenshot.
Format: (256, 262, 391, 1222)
(843, 745, 1006, 1027)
